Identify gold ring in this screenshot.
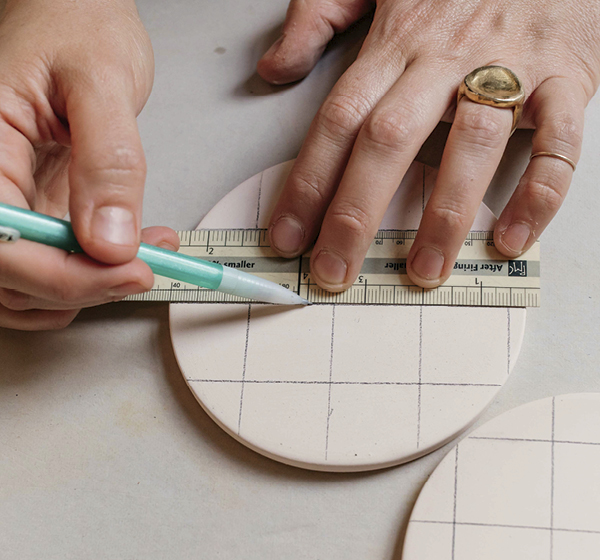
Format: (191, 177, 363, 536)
(457, 65, 525, 135)
(530, 151, 576, 172)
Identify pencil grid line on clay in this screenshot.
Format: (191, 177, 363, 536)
(452, 444, 460, 560)
(550, 397, 556, 559)
(236, 168, 263, 434)
(325, 305, 336, 460)
(255, 171, 263, 229)
(410, 398, 600, 556)
(188, 380, 503, 387)
(237, 303, 252, 434)
(469, 436, 600, 446)
(411, 520, 600, 535)
(416, 165, 425, 449)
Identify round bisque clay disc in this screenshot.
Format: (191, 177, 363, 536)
(170, 161, 526, 472)
(403, 393, 600, 560)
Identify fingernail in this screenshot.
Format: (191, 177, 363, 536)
(92, 206, 137, 247)
(313, 250, 347, 286)
(270, 216, 304, 255)
(108, 282, 148, 298)
(264, 34, 286, 58)
(157, 241, 178, 252)
(501, 223, 530, 253)
(411, 247, 444, 281)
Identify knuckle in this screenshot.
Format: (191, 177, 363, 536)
(446, 8, 497, 54)
(373, 3, 432, 54)
(543, 112, 582, 154)
(312, 12, 335, 40)
(328, 203, 371, 238)
(362, 108, 419, 152)
(76, 145, 147, 187)
(430, 203, 470, 231)
(525, 178, 565, 214)
(290, 171, 329, 207)
(454, 104, 508, 149)
(317, 94, 371, 138)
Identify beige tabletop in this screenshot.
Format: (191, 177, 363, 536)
(2, 2, 600, 559)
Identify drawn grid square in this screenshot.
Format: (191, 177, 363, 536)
(420, 307, 509, 385)
(554, 394, 600, 444)
(455, 439, 552, 527)
(331, 306, 420, 383)
(244, 305, 334, 382)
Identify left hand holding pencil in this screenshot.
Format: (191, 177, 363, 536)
(0, 0, 178, 331)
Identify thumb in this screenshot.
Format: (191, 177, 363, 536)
(257, 0, 373, 85)
(67, 85, 146, 265)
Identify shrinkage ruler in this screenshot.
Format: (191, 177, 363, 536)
(125, 229, 540, 307)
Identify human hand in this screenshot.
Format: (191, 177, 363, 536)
(0, 0, 179, 330)
(258, 0, 599, 290)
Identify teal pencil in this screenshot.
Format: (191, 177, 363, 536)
(0, 203, 309, 306)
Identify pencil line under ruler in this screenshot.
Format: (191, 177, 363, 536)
(125, 229, 540, 307)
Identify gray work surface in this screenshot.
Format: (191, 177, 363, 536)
(2, 2, 599, 559)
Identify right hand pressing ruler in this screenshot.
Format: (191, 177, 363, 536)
(126, 229, 540, 307)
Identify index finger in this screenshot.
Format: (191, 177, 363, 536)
(0, 237, 154, 305)
(268, 48, 406, 257)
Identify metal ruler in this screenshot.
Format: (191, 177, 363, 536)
(125, 229, 540, 307)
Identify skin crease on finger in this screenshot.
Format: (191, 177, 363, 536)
(259, 0, 600, 292)
(0, 0, 180, 331)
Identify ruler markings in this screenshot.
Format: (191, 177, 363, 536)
(296, 256, 302, 297)
(126, 229, 540, 307)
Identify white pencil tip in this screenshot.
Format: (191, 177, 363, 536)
(218, 267, 312, 306)
(281, 292, 310, 306)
